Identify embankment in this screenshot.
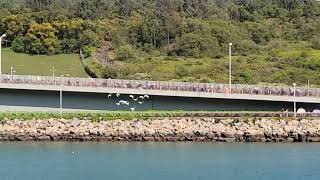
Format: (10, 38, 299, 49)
(1, 118, 320, 142)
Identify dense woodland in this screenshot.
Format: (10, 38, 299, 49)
(0, 0, 320, 85)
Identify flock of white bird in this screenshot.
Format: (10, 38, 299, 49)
(107, 93, 150, 111)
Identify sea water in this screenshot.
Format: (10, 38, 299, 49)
(1, 142, 320, 180)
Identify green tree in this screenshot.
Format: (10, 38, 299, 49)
(26, 23, 60, 54)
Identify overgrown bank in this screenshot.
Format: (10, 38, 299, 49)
(0, 112, 317, 122)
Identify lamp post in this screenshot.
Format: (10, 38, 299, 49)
(229, 43, 232, 93)
(52, 66, 55, 78)
(307, 79, 310, 96)
(60, 75, 64, 116)
(10, 66, 13, 82)
(59, 74, 70, 116)
(0, 34, 6, 75)
(293, 83, 297, 118)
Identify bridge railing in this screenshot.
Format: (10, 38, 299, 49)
(0, 74, 320, 98)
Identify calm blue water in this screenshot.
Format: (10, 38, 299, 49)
(1, 142, 320, 180)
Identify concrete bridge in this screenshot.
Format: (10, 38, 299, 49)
(0, 74, 319, 112)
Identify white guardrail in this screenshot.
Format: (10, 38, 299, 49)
(0, 74, 319, 97)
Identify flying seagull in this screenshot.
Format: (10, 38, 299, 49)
(138, 101, 144, 104)
(116, 93, 120, 97)
(144, 95, 149, 99)
(139, 96, 145, 99)
(129, 95, 135, 99)
(107, 94, 112, 98)
(118, 100, 130, 105)
(130, 106, 136, 112)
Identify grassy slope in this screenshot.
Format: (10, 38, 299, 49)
(3, 41, 320, 86)
(2, 48, 88, 77)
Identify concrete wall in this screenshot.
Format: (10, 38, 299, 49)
(0, 89, 319, 112)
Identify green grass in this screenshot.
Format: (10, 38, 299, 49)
(0, 111, 289, 122)
(2, 48, 88, 77)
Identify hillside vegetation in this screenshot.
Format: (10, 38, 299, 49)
(0, 0, 320, 85)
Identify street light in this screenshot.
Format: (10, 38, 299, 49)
(229, 43, 232, 93)
(307, 79, 310, 96)
(59, 74, 70, 116)
(0, 34, 7, 75)
(60, 75, 64, 116)
(10, 66, 14, 82)
(293, 83, 297, 118)
(52, 66, 55, 78)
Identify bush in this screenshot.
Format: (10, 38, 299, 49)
(198, 77, 213, 83)
(311, 37, 320, 50)
(114, 44, 138, 61)
(60, 38, 78, 53)
(30, 39, 48, 54)
(175, 66, 190, 78)
(11, 36, 32, 53)
(175, 32, 221, 58)
(83, 46, 96, 58)
(102, 66, 118, 79)
(235, 40, 259, 56)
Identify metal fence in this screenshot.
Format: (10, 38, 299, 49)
(0, 74, 320, 97)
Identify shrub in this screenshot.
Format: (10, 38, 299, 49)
(114, 44, 138, 61)
(311, 37, 320, 50)
(198, 77, 213, 83)
(102, 66, 118, 79)
(83, 46, 96, 58)
(128, 73, 152, 80)
(11, 36, 32, 53)
(235, 40, 259, 56)
(175, 66, 190, 78)
(175, 32, 221, 58)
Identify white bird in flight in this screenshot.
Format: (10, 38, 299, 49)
(116, 93, 120, 97)
(118, 100, 130, 105)
(129, 95, 134, 99)
(144, 95, 149, 99)
(139, 96, 145, 99)
(123, 101, 130, 105)
(107, 94, 112, 98)
(130, 106, 136, 112)
(138, 101, 144, 104)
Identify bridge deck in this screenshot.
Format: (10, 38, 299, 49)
(0, 74, 319, 103)
(0, 82, 319, 104)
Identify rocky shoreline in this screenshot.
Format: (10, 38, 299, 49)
(1, 118, 320, 142)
